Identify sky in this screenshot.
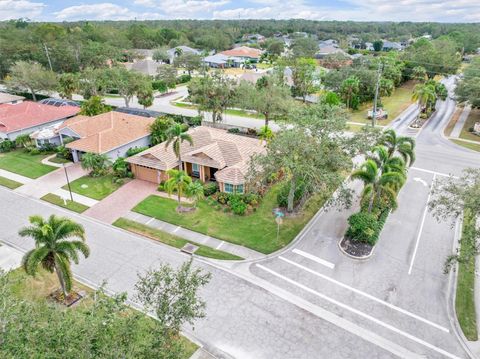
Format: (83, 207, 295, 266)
(0, 0, 479, 23)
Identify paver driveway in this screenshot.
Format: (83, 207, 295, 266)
(83, 179, 158, 223)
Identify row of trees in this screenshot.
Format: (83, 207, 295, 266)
(455, 58, 480, 108)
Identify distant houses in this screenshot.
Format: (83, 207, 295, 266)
(203, 46, 263, 69)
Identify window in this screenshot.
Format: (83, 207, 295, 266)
(236, 184, 244, 194)
(224, 183, 234, 193)
(192, 163, 200, 177)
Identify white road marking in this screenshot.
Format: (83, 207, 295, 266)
(257, 264, 460, 359)
(408, 174, 436, 276)
(279, 256, 449, 333)
(173, 226, 181, 233)
(413, 177, 428, 187)
(410, 167, 456, 178)
(216, 241, 225, 250)
(292, 249, 335, 269)
(145, 217, 155, 225)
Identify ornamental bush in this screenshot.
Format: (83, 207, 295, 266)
(203, 182, 218, 196)
(228, 195, 247, 215)
(346, 211, 378, 245)
(0, 140, 15, 153)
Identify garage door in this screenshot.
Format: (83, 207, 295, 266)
(132, 165, 161, 184)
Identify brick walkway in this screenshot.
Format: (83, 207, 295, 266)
(83, 179, 158, 224)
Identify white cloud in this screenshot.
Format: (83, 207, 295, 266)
(213, 0, 480, 22)
(0, 0, 45, 20)
(54, 2, 164, 21)
(133, 0, 229, 18)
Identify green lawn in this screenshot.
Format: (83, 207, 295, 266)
(63, 174, 123, 200)
(0, 150, 56, 178)
(133, 185, 330, 254)
(0, 176, 23, 189)
(349, 81, 415, 125)
(451, 139, 480, 153)
(456, 211, 478, 341)
(460, 109, 480, 143)
(48, 156, 71, 164)
(41, 193, 89, 213)
(113, 218, 243, 260)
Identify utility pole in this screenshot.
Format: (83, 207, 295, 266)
(43, 43, 53, 71)
(63, 164, 73, 202)
(372, 62, 383, 127)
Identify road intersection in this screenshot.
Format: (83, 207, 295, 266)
(1, 76, 479, 358)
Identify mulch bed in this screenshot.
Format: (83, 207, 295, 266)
(155, 91, 178, 98)
(340, 237, 374, 258)
(49, 289, 84, 307)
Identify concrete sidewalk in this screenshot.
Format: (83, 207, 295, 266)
(0, 244, 22, 271)
(52, 188, 99, 207)
(450, 105, 471, 138)
(0, 169, 33, 184)
(124, 211, 264, 260)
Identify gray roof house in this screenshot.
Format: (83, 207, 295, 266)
(382, 41, 404, 51)
(167, 46, 201, 64)
(315, 45, 351, 59)
(125, 60, 162, 77)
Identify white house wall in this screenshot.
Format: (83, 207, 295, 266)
(3, 118, 66, 141)
(105, 136, 151, 160)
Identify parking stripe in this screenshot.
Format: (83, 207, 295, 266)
(279, 256, 449, 333)
(292, 249, 335, 269)
(257, 264, 460, 359)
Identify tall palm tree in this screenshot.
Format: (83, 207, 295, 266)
(412, 83, 436, 124)
(165, 123, 193, 171)
(164, 169, 192, 209)
(19, 215, 90, 297)
(341, 76, 360, 109)
(380, 129, 416, 166)
(186, 181, 204, 208)
(352, 159, 406, 213)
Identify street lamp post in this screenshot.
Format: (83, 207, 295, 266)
(63, 164, 73, 202)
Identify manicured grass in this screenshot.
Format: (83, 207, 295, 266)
(41, 193, 89, 213)
(63, 174, 123, 200)
(349, 81, 415, 125)
(48, 156, 71, 164)
(133, 185, 330, 254)
(444, 107, 463, 137)
(460, 108, 480, 143)
(113, 218, 243, 260)
(0, 176, 23, 189)
(455, 211, 478, 341)
(0, 150, 56, 178)
(451, 139, 480, 153)
(172, 102, 264, 119)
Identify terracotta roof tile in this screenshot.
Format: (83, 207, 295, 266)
(0, 101, 79, 134)
(63, 112, 154, 154)
(220, 46, 263, 59)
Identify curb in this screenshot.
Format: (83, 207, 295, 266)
(337, 237, 375, 261)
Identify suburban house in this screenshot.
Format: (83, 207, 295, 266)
(242, 33, 266, 44)
(382, 41, 404, 51)
(0, 92, 24, 105)
(203, 46, 263, 68)
(125, 60, 161, 77)
(0, 101, 80, 141)
(220, 46, 263, 63)
(132, 49, 154, 60)
(55, 111, 154, 162)
(203, 53, 232, 68)
(126, 126, 265, 193)
(167, 46, 201, 64)
(315, 45, 351, 59)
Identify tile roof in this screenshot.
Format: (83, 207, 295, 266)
(61, 112, 154, 154)
(221, 46, 263, 59)
(126, 126, 265, 184)
(0, 92, 24, 104)
(125, 60, 162, 76)
(0, 101, 80, 134)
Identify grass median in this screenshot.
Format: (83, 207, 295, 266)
(455, 210, 478, 341)
(113, 218, 243, 260)
(0, 176, 23, 189)
(41, 193, 89, 213)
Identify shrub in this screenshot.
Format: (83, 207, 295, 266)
(242, 193, 261, 206)
(345, 211, 378, 245)
(216, 192, 230, 205)
(112, 157, 130, 178)
(176, 74, 191, 84)
(29, 148, 41, 155)
(126, 146, 148, 157)
(158, 181, 165, 191)
(247, 128, 257, 136)
(152, 80, 167, 93)
(277, 181, 307, 208)
(227, 128, 240, 134)
(0, 140, 15, 153)
(228, 195, 247, 215)
(56, 145, 72, 161)
(203, 182, 218, 196)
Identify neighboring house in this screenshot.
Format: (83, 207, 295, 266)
(56, 111, 155, 162)
(125, 60, 162, 77)
(242, 33, 266, 44)
(0, 92, 24, 105)
(132, 49, 155, 60)
(39, 98, 80, 107)
(382, 41, 404, 51)
(315, 45, 351, 59)
(203, 53, 231, 68)
(365, 42, 375, 51)
(318, 39, 339, 48)
(220, 46, 263, 63)
(167, 46, 201, 64)
(0, 101, 79, 141)
(126, 126, 265, 193)
(238, 72, 264, 84)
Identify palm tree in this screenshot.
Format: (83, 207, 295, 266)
(165, 123, 193, 171)
(81, 152, 111, 177)
(341, 76, 360, 109)
(186, 181, 204, 208)
(380, 129, 416, 166)
(19, 215, 90, 297)
(164, 169, 192, 209)
(352, 159, 406, 213)
(412, 83, 436, 124)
